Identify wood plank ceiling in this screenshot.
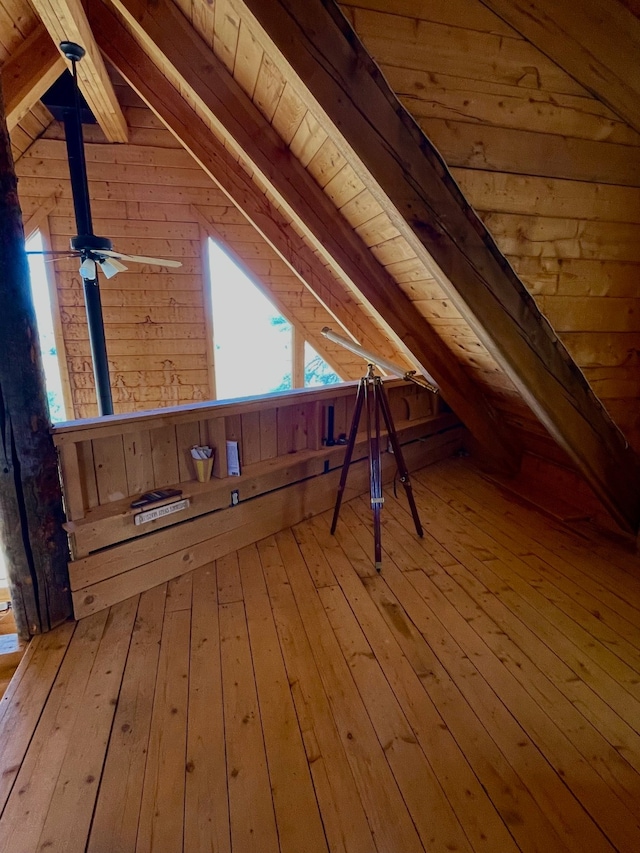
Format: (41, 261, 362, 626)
(2, 0, 640, 532)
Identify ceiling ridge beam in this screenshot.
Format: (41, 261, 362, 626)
(31, 0, 128, 143)
(101, 0, 520, 475)
(235, 0, 640, 532)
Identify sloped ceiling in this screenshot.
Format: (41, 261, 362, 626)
(2, 0, 640, 532)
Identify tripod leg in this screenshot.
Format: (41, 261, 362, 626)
(368, 379, 383, 571)
(331, 379, 365, 534)
(377, 379, 424, 538)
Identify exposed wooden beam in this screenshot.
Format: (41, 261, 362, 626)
(90, 2, 381, 386)
(0, 83, 72, 636)
(99, 0, 520, 475)
(30, 0, 128, 142)
(1, 25, 64, 131)
(95, 0, 403, 375)
(479, 0, 640, 136)
(22, 191, 58, 240)
(236, 0, 640, 533)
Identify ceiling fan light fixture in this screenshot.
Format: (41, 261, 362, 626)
(79, 257, 97, 279)
(100, 258, 127, 279)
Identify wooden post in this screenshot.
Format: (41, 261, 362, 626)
(292, 325, 305, 389)
(0, 79, 71, 637)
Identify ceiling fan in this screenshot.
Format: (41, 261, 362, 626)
(28, 41, 182, 416)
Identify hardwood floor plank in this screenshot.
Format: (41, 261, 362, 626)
(440, 465, 640, 617)
(136, 585, 191, 853)
(216, 551, 243, 605)
(409, 478, 640, 715)
(338, 503, 613, 853)
(373, 489, 640, 823)
(305, 515, 521, 853)
(238, 544, 329, 853)
(275, 529, 426, 853)
(317, 581, 475, 853)
(412, 479, 640, 725)
(184, 564, 231, 853)
(0, 613, 109, 853)
(87, 584, 167, 853)
(219, 598, 279, 853)
(36, 597, 140, 853)
(314, 512, 569, 853)
(364, 493, 637, 852)
(0, 622, 75, 815)
(427, 466, 640, 657)
(258, 536, 376, 853)
(2, 459, 640, 852)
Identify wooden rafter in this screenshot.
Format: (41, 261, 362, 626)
(90, 2, 381, 384)
(100, 0, 520, 475)
(1, 25, 64, 131)
(480, 0, 640, 136)
(30, 0, 128, 142)
(236, 0, 640, 532)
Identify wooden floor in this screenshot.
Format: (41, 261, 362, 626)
(1, 458, 640, 853)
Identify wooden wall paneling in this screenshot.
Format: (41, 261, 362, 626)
(70, 431, 448, 618)
(77, 440, 98, 509)
(479, 0, 640, 135)
(241, 410, 262, 466)
(511, 257, 640, 299)
(418, 118, 640, 186)
(339, 0, 521, 40)
(480, 213, 640, 264)
(259, 409, 278, 460)
(276, 405, 295, 456)
(384, 69, 640, 146)
(149, 425, 180, 488)
(455, 170, 640, 222)
(344, 6, 585, 94)
(306, 400, 322, 451)
(207, 417, 228, 478)
(293, 403, 309, 451)
(58, 442, 86, 522)
(122, 429, 154, 496)
(175, 421, 202, 482)
(93, 434, 128, 504)
(332, 395, 349, 441)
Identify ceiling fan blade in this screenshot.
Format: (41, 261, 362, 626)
(101, 249, 182, 268)
(99, 258, 128, 279)
(26, 250, 78, 257)
(79, 257, 97, 279)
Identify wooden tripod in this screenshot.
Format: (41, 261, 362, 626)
(330, 365, 423, 570)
